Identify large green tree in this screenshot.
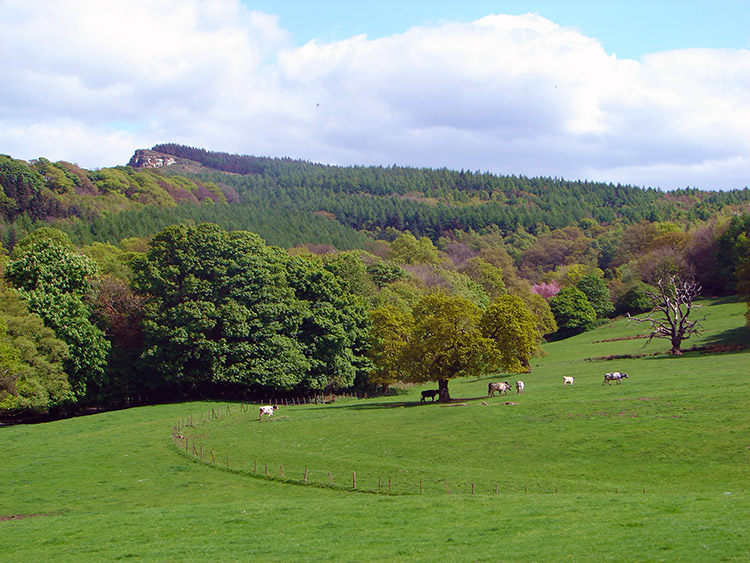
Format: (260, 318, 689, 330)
(132, 223, 371, 395)
(4, 230, 109, 398)
(401, 292, 495, 401)
(366, 305, 413, 392)
(284, 254, 373, 391)
(0, 287, 71, 415)
(576, 273, 614, 318)
(549, 287, 597, 332)
(132, 224, 308, 391)
(479, 295, 538, 373)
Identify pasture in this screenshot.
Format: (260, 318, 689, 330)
(1, 298, 749, 561)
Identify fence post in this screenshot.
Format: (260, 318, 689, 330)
(265, 464, 268, 476)
(210, 450, 215, 463)
(495, 483, 498, 495)
(304, 468, 308, 482)
(472, 483, 475, 495)
(445, 481, 451, 495)
(388, 476, 392, 494)
(200, 446, 203, 460)
(328, 471, 332, 484)
(352, 471, 356, 490)
(280, 465, 284, 478)
(254, 460, 257, 473)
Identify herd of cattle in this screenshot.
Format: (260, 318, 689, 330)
(417, 371, 630, 404)
(260, 372, 631, 418)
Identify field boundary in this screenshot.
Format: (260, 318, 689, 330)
(170, 402, 664, 497)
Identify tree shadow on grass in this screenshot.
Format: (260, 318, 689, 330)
(330, 395, 497, 411)
(705, 295, 744, 306)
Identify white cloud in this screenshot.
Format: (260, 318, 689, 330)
(1, 1, 749, 190)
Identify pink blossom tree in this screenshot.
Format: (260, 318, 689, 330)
(531, 281, 561, 300)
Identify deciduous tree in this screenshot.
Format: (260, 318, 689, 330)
(479, 295, 537, 373)
(401, 292, 494, 401)
(4, 230, 108, 398)
(576, 273, 614, 318)
(548, 287, 596, 332)
(628, 276, 704, 355)
(366, 305, 413, 392)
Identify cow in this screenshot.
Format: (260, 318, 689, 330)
(259, 405, 278, 420)
(603, 372, 629, 385)
(421, 389, 439, 402)
(488, 381, 512, 396)
(516, 380, 525, 394)
(563, 376, 575, 387)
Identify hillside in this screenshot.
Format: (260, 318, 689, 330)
(2, 146, 750, 253)
(149, 143, 750, 239)
(2, 145, 749, 418)
(1, 299, 748, 561)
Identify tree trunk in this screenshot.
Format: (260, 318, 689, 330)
(438, 379, 451, 402)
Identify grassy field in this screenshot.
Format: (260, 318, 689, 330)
(1, 298, 749, 561)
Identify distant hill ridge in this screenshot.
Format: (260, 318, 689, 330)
(2, 144, 750, 252)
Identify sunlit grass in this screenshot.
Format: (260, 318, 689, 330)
(1, 298, 748, 561)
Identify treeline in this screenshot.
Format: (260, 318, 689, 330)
(2, 146, 750, 418)
(0, 154, 369, 251)
(2, 212, 748, 418)
(154, 143, 750, 238)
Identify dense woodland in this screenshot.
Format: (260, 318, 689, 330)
(1, 145, 749, 417)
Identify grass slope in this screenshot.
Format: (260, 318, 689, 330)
(1, 299, 748, 561)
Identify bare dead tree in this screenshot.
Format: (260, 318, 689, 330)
(628, 276, 705, 355)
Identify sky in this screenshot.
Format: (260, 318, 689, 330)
(1, 1, 750, 191)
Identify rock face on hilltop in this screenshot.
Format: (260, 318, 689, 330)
(128, 149, 177, 169)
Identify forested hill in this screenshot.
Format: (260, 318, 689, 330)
(2, 144, 750, 252)
(148, 143, 750, 238)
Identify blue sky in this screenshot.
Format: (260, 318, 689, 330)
(244, 0, 750, 58)
(1, 0, 749, 191)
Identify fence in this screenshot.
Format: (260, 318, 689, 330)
(171, 402, 656, 497)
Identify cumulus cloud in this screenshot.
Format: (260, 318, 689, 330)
(0, 0, 748, 190)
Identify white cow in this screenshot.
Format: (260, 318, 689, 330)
(603, 372, 629, 385)
(563, 376, 575, 387)
(488, 381, 512, 396)
(516, 381, 525, 394)
(259, 405, 278, 420)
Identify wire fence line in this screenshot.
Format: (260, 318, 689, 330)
(170, 402, 657, 497)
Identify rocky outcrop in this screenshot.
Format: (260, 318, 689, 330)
(128, 149, 177, 169)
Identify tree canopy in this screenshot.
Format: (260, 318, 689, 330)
(132, 223, 371, 395)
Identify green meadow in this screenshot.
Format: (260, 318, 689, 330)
(2, 298, 749, 561)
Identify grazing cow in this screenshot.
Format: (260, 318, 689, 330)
(488, 381, 512, 396)
(259, 405, 278, 420)
(421, 389, 439, 402)
(563, 376, 575, 387)
(516, 380, 525, 394)
(603, 372, 629, 385)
